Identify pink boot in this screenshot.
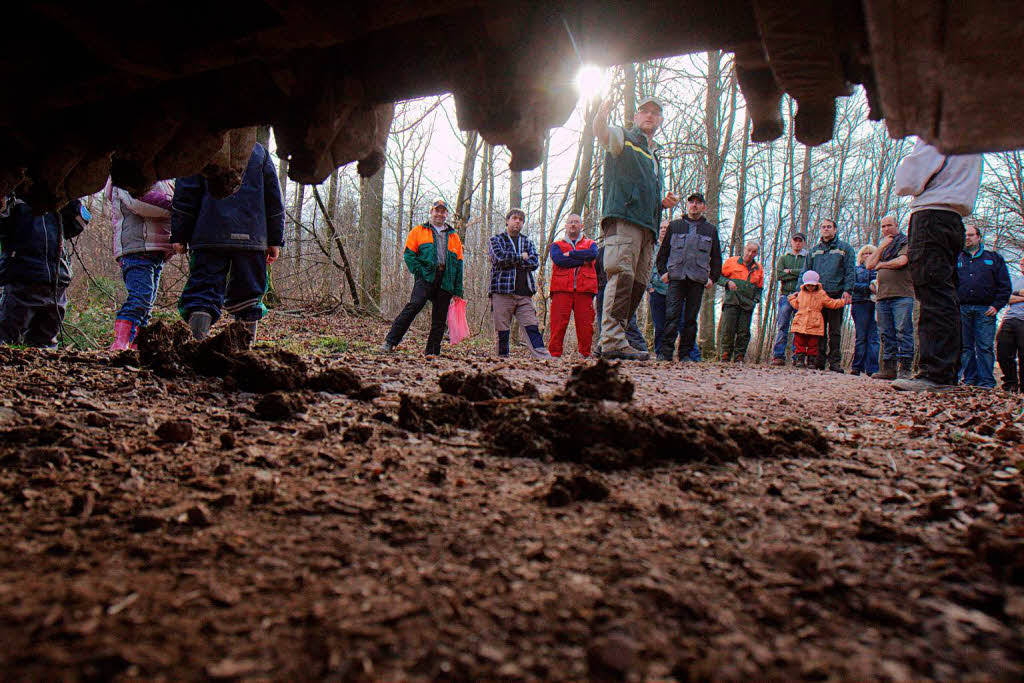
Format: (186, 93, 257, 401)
(109, 319, 137, 351)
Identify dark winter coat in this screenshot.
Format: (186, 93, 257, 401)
(0, 198, 89, 287)
(804, 237, 856, 295)
(957, 247, 1012, 309)
(171, 143, 285, 251)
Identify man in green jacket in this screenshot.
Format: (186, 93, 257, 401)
(770, 233, 808, 365)
(802, 218, 855, 371)
(381, 199, 464, 355)
(594, 94, 679, 360)
(717, 241, 764, 362)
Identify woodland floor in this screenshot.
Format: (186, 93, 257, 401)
(1, 312, 1023, 681)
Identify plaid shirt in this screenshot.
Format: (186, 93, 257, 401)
(489, 232, 539, 295)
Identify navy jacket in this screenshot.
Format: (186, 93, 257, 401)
(804, 237, 856, 295)
(0, 198, 89, 287)
(957, 247, 1012, 309)
(171, 143, 285, 251)
(852, 264, 876, 304)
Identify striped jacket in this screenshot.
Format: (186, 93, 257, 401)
(107, 179, 175, 260)
(489, 232, 539, 295)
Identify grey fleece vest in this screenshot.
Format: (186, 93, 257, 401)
(667, 220, 713, 283)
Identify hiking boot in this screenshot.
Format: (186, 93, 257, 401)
(850, 369, 861, 376)
(603, 347, 649, 361)
(897, 359, 912, 379)
(719, 352, 732, 363)
(872, 359, 897, 380)
(733, 355, 745, 363)
(656, 353, 673, 362)
(792, 353, 805, 368)
(188, 311, 212, 341)
(829, 364, 844, 373)
(770, 357, 786, 367)
(379, 342, 395, 353)
(892, 376, 954, 392)
(528, 345, 553, 359)
(1004, 384, 1020, 393)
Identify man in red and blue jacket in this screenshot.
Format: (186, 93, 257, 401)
(548, 213, 598, 357)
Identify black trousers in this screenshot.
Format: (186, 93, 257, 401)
(997, 317, 1024, 390)
(0, 282, 67, 348)
(816, 298, 845, 369)
(908, 210, 965, 384)
(660, 279, 704, 359)
(385, 276, 452, 354)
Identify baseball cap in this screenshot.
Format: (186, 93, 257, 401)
(636, 96, 664, 113)
(802, 270, 820, 286)
(686, 192, 705, 203)
(431, 199, 448, 210)
(792, 232, 806, 241)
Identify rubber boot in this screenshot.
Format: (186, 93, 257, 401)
(241, 319, 259, 347)
(109, 319, 136, 351)
(872, 359, 897, 380)
(897, 359, 912, 380)
(188, 311, 213, 341)
(497, 330, 510, 357)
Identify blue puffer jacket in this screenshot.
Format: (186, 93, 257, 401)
(957, 247, 1012, 309)
(171, 143, 285, 251)
(852, 264, 876, 304)
(0, 198, 89, 287)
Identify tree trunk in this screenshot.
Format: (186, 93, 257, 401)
(730, 115, 751, 257)
(256, 125, 271, 150)
(455, 131, 480, 240)
(798, 144, 813, 233)
(358, 166, 385, 311)
(510, 170, 522, 209)
(572, 100, 599, 217)
(292, 183, 305, 268)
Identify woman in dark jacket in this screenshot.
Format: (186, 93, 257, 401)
(851, 245, 880, 375)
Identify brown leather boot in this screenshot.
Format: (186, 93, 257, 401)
(897, 359, 912, 379)
(872, 359, 898, 380)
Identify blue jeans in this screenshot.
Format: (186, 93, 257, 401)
(960, 304, 997, 387)
(850, 301, 880, 374)
(876, 296, 915, 362)
(649, 290, 700, 360)
(771, 294, 795, 359)
(118, 252, 165, 326)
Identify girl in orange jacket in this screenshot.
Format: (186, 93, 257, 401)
(787, 270, 848, 368)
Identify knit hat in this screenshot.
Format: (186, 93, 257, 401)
(802, 270, 820, 286)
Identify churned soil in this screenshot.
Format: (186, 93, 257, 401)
(1, 313, 1023, 680)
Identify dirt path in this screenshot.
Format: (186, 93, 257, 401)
(1, 315, 1022, 680)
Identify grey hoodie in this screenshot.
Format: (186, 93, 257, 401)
(894, 139, 982, 217)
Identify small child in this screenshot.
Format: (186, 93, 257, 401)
(106, 179, 175, 350)
(0, 195, 90, 348)
(787, 270, 847, 368)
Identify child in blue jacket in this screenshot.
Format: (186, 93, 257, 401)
(171, 143, 284, 344)
(0, 195, 90, 347)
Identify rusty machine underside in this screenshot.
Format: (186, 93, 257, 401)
(3, 1, 1023, 209)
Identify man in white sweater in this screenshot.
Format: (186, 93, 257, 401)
(891, 139, 983, 392)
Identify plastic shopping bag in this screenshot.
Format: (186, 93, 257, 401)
(447, 296, 470, 345)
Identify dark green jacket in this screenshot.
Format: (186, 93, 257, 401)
(403, 223, 464, 297)
(803, 237, 856, 295)
(600, 127, 664, 234)
(775, 250, 808, 296)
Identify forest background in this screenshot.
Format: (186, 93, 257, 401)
(63, 51, 1024, 360)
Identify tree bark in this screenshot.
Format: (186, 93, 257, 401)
(510, 170, 522, 210)
(358, 166, 385, 311)
(455, 131, 480, 240)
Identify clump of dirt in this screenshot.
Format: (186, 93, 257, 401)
(563, 359, 633, 402)
(485, 400, 828, 471)
(134, 320, 193, 376)
(544, 473, 610, 507)
(308, 366, 382, 400)
(254, 392, 307, 421)
(155, 419, 194, 443)
(966, 522, 1024, 584)
(134, 320, 307, 392)
(397, 393, 483, 435)
(439, 370, 538, 402)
